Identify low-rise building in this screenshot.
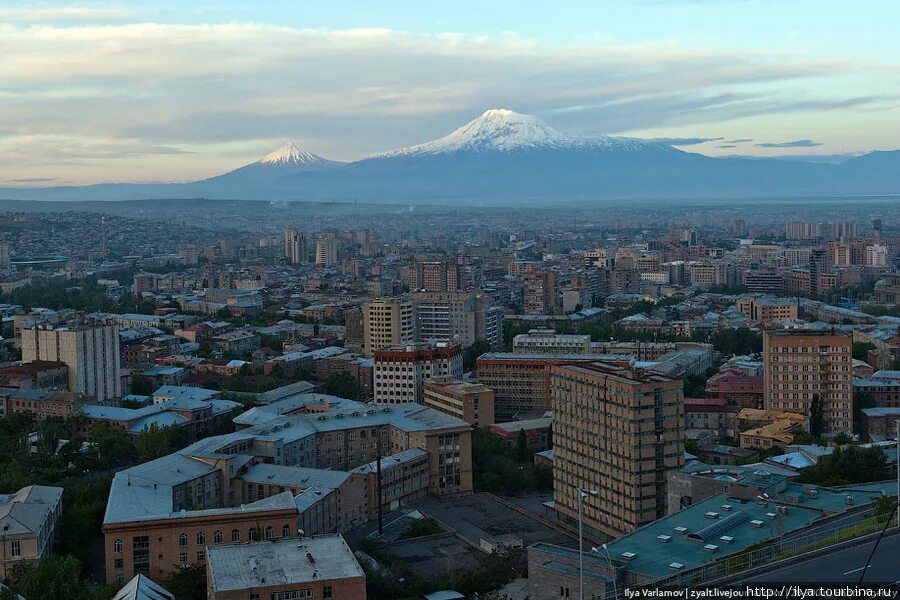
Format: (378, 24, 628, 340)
(489, 417, 552, 451)
(0, 361, 68, 390)
(206, 535, 366, 600)
(0, 485, 63, 579)
(512, 329, 591, 355)
(423, 377, 495, 426)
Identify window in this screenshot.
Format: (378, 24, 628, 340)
(197, 550, 205, 562)
(179, 552, 188, 564)
(214, 530, 223, 544)
(115, 574, 124, 586)
(271, 591, 312, 600)
(283, 525, 291, 538)
(249, 528, 258, 541)
(231, 529, 240, 543)
(113, 539, 124, 553)
(114, 558, 124, 569)
(323, 586, 333, 599)
(265, 526, 274, 540)
(197, 532, 206, 545)
(132, 536, 150, 576)
(9, 540, 19, 558)
(178, 533, 187, 547)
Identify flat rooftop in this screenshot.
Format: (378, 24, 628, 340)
(207, 535, 364, 591)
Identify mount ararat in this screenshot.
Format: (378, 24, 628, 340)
(2, 109, 898, 204)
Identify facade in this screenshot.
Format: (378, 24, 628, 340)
(0, 485, 63, 580)
(206, 535, 366, 600)
(475, 352, 599, 422)
(512, 329, 591, 355)
(705, 369, 764, 409)
(874, 272, 900, 304)
(373, 343, 463, 404)
(735, 296, 799, 322)
(0, 361, 68, 390)
(551, 361, 684, 537)
(362, 297, 415, 358)
(423, 377, 495, 426)
(763, 329, 853, 433)
(21, 318, 121, 402)
(0, 388, 89, 421)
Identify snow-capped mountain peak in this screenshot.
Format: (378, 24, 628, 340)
(373, 108, 667, 157)
(260, 142, 324, 166)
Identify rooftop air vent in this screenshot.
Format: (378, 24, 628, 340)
(703, 544, 719, 553)
(749, 520, 764, 528)
(704, 511, 720, 519)
(845, 495, 854, 505)
(673, 526, 688, 535)
(719, 536, 734, 544)
(657, 535, 672, 544)
(766, 512, 778, 520)
(668, 562, 684, 570)
(621, 552, 637, 561)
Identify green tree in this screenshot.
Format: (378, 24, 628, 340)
(4, 555, 109, 600)
(464, 340, 492, 371)
(130, 374, 155, 395)
(515, 429, 530, 462)
(169, 564, 208, 600)
(809, 394, 825, 439)
(852, 342, 876, 361)
(324, 371, 360, 400)
(89, 423, 136, 468)
(134, 423, 173, 462)
(797, 446, 888, 486)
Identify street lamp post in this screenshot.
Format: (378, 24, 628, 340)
(591, 544, 618, 599)
(578, 488, 599, 600)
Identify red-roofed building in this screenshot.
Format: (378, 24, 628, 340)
(705, 369, 764, 409)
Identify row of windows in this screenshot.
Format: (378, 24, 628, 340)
(115, 525, 292, 557)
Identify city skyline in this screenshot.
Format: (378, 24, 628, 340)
(3, 0, 900, 185)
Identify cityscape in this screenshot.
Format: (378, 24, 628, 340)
(0, 2, 899, 600)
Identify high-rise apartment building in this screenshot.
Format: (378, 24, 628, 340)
(523, 269, 557, 315)
(362, 298, 415, 357)
(283, 228, 306, 264)
(411, 289, 501, 348)
(0, 242, 10, 272)
(551, 361, 684, 537)
(21, 318, 122, 401)
(763, 329, 853, 433)
(373, 343, 463, 404)
(315, 236, 339, 266)
(407, 260, 461, 291)
(784, 222, 824, 241)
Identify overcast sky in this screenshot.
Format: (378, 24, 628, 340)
(2, 0, 899, 185)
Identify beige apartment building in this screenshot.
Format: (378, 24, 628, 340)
(424, 377, 495, 426)
(551, 362, 684, 537)
(206, 535, 366, 600)
(512, 329, 591, 355)
(763, 329, 853, 432)
(21, 318, 121, 401)
(362, 297, 415, 357)
(0, 485, 63, 579)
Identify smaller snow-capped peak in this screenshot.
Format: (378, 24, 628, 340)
(260, 142, 324, 166)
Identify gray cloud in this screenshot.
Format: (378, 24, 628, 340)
(0, 22, 892, 182)
(646, 136, 724, 146)
(723, 138, 753, 143)
(716, 144, 738, 148)
(755, 139, 823, 148)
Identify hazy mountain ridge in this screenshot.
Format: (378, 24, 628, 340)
(1, 110, 899, 204)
